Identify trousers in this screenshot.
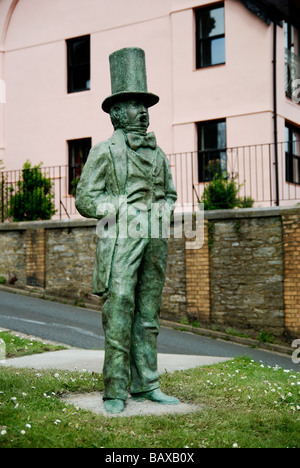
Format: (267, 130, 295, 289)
(102, 233, 168, 401)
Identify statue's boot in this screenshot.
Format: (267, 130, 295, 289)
(104, 399, 125, 414)
(131, 388, 180, 405)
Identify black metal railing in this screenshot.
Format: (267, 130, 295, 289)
(0, 165, 80, 222)
(168, 140, 300, 211)
(1, 141, 300, 222)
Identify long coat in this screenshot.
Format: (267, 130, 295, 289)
(75, 129, 177, 295)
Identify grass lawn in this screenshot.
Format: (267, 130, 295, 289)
(0, 353, 299, 448)
(0, 330, 66, 358)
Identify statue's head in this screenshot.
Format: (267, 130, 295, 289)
(102, 48, 159, 123)
(109, 99, 149, 132)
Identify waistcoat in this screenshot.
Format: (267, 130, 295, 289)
(126, 147, 158, 211)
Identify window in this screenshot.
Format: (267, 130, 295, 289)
(195, 3, 225, 69)
(284, 22, 300, 100)
(286, 123, 300, 185)
(197, 119, 226, 182)
(68, 138, 92, 195)
(67, 35, 90, 93)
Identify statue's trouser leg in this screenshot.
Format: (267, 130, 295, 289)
(130, 237, 168, 395)
(102, 236, 168, 401)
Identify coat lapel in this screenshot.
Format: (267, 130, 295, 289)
(109, 130, 128, 194)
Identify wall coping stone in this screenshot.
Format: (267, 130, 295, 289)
(204, 205, 300, 220)
(0, 205, 299, 231)
(0, 218, 98, 231)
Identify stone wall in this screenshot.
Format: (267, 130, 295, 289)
(184, 207, 300, 338)
(0, 207, 300, 338)
(46, 224, 97, 301)
(0, 219, 187, 321)
(0, 228, 26, 286)
(209, 216, 284, 335)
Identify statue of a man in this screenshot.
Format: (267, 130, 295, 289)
(76, 48, 179, 414)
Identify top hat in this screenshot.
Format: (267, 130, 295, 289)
(102, 47, 159, 113)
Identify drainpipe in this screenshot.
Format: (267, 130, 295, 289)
(273, 20, 280, 207)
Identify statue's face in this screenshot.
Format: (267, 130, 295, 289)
(124, 100, 149, 130)
(110, 99, 150, 131)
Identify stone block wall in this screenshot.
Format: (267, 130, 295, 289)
(0, 207, 300, 338)
(209, 216, 284, 335)
(0, 228, 26, 286)
(182, 207, 300, 338)
(46, 225, 97, 300)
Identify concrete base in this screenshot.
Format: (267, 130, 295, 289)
(62, 391, 204, 418)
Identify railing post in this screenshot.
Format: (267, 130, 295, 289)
(59, 166, 62, 220)
(273, 21, 280, 206)
(269, 144, 273, 207)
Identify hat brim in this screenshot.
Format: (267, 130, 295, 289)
(102, 92, 159, 113)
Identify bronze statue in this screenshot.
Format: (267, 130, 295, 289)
(76, 48, 179, 414)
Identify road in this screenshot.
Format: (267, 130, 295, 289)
(0, 290, 298, 371)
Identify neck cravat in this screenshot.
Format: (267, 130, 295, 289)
(126, 132, 157, 151)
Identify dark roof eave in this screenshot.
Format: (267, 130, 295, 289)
(241, 0, 300, 29)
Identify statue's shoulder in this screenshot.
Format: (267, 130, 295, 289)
(88, 130, 125, 161)
(156, 145, 170, 164)
(157, 145, 167, 156)
(108, 129, 126, 148)
(88, 140, 110, 160)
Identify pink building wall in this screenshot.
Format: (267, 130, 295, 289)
(0, 0, 300, 211)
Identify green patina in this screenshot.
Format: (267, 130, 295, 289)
(76, 48, 179, 414)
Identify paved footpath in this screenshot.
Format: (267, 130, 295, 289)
(0, 348, 231, 374)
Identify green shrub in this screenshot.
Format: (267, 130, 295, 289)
(201, 174, 254, 211)
(0, 276, 6, 285)
(238, 196, 255, 208)
(0, 159, 8, 222)
(8, 160, 56, 222)
(258, 330, 278, 344)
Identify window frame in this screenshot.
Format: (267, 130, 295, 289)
(66, 35, 91, 94)
(285, 123, 300, 185)
(284, 21, 300, 101)
(68, 137, 92, 195)
(197, 119, 227, 183)
(285, 21, 300, 56)
(195, 2, 225, 70)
